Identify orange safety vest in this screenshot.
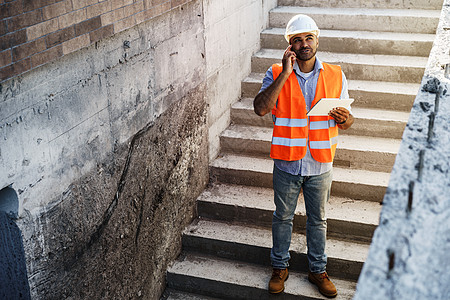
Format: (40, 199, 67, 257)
(270, 62, 342, 163)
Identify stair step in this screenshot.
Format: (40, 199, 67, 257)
(197, 183, 381, 242)
(210, 153, 390, 202)
(333, 134, 400, 172)
(252, 49, 427, 83)
(349, 107, 409, 138)
(221, 124, 400, 172)
(261, 28, 434, 57)
(277, 0, 443, 10)
(221, 124, 272, 156)
(241, 72, 264, 98)
(270, 6, 440, 34)
(167, 253, 357, 299)
(163, 289, 221, 300)
(183, 220, 369, 280)
(348, 80, 418, 112)
(231, 98, 409, 138)
(242, 74, 418, 112)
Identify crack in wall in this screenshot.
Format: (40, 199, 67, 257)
(134, 188, 145, 249)
(66, 120, 155, 268)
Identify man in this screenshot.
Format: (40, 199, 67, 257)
(253, 14, 354, 298)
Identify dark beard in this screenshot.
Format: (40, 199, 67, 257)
(293, 47, 317, 61)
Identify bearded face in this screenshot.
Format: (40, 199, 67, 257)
(290, 33, 319, 62)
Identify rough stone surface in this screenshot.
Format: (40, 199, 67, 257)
(354, 1, 450, 299)
(18, 84, 208, 299)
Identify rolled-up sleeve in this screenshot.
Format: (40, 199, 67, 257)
(259, 66, 274, 94)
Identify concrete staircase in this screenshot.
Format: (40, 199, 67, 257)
(162, 0, 441, 299)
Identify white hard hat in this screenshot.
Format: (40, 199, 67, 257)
(284, 14, 320, 43)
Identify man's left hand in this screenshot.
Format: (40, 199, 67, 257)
(329, 107, 349, 124)
(329, 107, 354, 130)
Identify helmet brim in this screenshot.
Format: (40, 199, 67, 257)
(285, 29, 320, 43)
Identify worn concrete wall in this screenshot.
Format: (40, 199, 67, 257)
(354, 1, 450, 299)
(1, 1, 209, 299)
(204, 0, 277, 160)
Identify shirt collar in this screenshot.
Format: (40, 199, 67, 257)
(293, 57, 323, 78)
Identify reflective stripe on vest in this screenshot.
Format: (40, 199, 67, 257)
(274, 118, 308, 128)
(270, 62, 342, 163)
(310, 119, 337, 130)
(272, 137, 308, 147)
(310, 136, 339, 149)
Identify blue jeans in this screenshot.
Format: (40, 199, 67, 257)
(270, 164, 332, 273)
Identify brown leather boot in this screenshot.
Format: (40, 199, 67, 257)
(268, 268, 289, 294)
(308, 271, 337, 298)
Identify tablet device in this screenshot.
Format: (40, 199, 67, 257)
(307, 98, 354, 116)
